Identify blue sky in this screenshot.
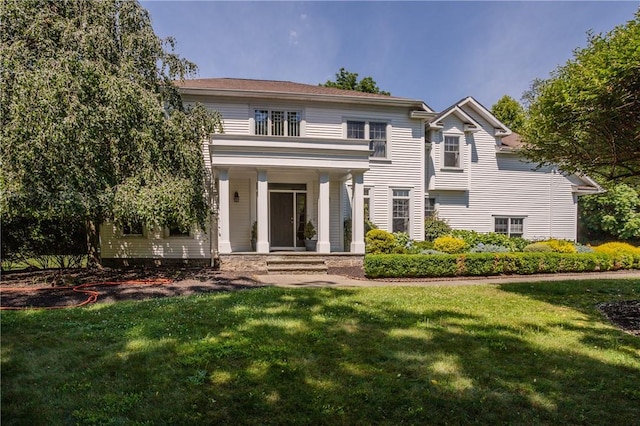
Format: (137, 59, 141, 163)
(142, 1, 639, 111)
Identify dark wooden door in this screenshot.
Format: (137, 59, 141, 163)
(270, 192, 294, 247)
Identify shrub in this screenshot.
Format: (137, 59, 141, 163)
(410, 240, 434, 252)
(433, 236, 467, 254)
(420, 249, 446, 255)
(363, 252, 630, 278)
(425, 215, 451, 241)
(393, 232, 411, 250)
(470, 243, 510, 253)
(524, 242, 553, 252)
(365, 229, 396, 254)
(544, 239, 577, 253)
(575, 244, 594, 253)
(593, 242, 640, 255)
(510, 237, 532, 252)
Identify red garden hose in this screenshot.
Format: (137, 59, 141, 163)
(0, 278, 173, 310)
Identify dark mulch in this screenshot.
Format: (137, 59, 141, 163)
(598, 300, 640, 336)
(1, 267, 263, 309)
(1, 267, 638, 337)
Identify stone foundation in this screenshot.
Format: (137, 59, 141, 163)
(101, 258, 212, 268)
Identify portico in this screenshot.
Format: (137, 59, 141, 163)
(211, 134, 369, 254)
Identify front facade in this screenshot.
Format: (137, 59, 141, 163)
(100, 78, 601, 265)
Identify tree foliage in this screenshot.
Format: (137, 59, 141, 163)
(521, 10, 640, 183)
(321, 67, 390, 95)
(491, 95, 526, 133)
(580, 183, 640, 241)
(1, 0, 222, 265)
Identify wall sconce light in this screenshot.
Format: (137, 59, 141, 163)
(233, 191, 239, 203)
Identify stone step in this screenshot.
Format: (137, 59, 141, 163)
(267, 265, 328, 275)
(266, 258, 328, 274)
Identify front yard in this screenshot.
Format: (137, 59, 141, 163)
(2, 279, 639, 425)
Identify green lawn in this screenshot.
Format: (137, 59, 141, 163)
(2, 279, 639, 425)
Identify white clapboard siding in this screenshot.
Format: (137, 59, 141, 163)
(429, 105, 580, 241)
(100, 223, 210, 259)
(330, 181, 342, 251)
(229, 177, 252, 251)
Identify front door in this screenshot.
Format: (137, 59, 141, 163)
(270, 192, 294, 247)
(269, 188, 307, 249)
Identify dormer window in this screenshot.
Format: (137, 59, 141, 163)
(254, 109, 300, 136)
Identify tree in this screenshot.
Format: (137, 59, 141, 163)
(580, 183, 640, 241)
(521, 10, 640, 184)
(320, 68, 390, 95)
(1, 0, 222, 266)
(491, 95, 526, 133)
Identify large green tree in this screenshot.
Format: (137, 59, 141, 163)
(320, 67, 390, 95)
(491, 95, 526, 133)
(1, 0, 222, 266)
(580, 183, 640, 241)
(521, 10, 640, 183)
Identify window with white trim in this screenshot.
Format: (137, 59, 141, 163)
(392, 189, 410, 233)
(347, 120, 388, 158)
(122, 220, 144, 236)
(364, 187, 371, 221)
(425, 197, 436, 217)
(444, 135, 460, 168)
(254, 109, 301, 136)
(494, 217, 524, 238)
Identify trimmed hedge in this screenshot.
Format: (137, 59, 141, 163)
(364, 252, 640, 278)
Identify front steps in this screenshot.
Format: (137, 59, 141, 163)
(266, 257, 328, 274)
(217, 253, 363, 273)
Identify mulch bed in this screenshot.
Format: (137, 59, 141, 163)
(1, 266, 638, 336)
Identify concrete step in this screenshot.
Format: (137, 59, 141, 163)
(266, 258, 328, 274)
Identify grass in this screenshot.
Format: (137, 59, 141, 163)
(1, 255, 87, 271)
(2, 279, 639, 425)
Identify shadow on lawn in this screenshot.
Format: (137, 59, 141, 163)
(3, 283, 640, 425)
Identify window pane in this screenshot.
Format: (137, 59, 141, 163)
(123, 220, 143, 235)
(495, 218, 508, 234)
(255, 110, 268, 135)
(444, 136, 460, 167)
(271, 111, 284, 136)
(393, 190, 410, 233)
(287, 111, 300, 136)
(369, 122, 386, 140)
(347, 121, 365, 139)
(510, 218, 524, 236)
(425, 197, 436, 217)
(370, 140, 386, 157)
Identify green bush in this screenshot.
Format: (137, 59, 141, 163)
(524, 242, 553, 252)
(433, 236, 467, 254)
(408, 240, 434, 253)
(363, 252, 632, 278)
(365, 229, 396, 254)
(424, 215, 451, 241)
(545, 239, 577, 253)
(593, 241, 640, 255)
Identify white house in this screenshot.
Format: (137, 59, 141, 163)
(100, 78, 602, 266)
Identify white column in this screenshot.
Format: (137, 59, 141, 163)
(317, 172, 331, 253)
(256, 170, 270, 253)
(217, 169, 232, 253)
(350, 171, 366, 253)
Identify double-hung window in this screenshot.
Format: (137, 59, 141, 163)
(494, 217, 524, 238)
(392, 189, 410, 233)
(425, 197, 436, 217)
(347, 120, 388, 158)
(254, 109, 301, 136)
(444, 135, 460, 168)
